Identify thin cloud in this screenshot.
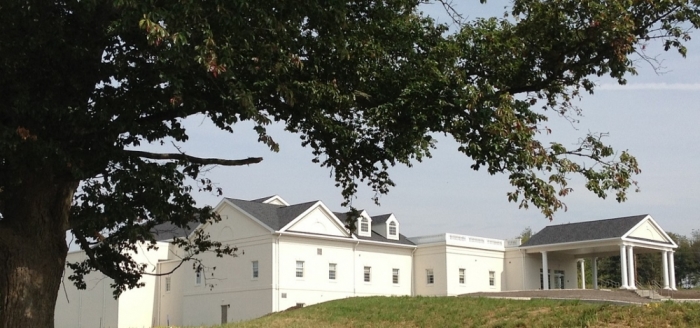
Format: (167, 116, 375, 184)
(597, 82, 700, 91)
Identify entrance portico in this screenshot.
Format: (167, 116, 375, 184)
(520, 215, 677, 291)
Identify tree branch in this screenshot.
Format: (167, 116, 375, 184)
(124, 150, 263, 166)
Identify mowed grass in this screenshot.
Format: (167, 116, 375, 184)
(216, 296, 700, 328)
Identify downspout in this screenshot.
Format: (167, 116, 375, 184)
(411, 247, 417, 296)
(521, 249, 526, 290)
(78, 285, 82, 328)
(276, 232, 282, 312)
(353, 241, 359, 296)
(101, 274, 106, 328)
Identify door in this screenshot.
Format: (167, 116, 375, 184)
(221, 304, 228, 324)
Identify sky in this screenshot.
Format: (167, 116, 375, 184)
(141, 1, 700, 241)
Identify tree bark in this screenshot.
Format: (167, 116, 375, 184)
(0, 169, 78, 328)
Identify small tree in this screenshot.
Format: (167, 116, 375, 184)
(519, 227, 534, 244)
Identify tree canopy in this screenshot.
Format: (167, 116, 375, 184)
(2, 0, 700, 326)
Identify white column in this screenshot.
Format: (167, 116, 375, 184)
(662, 251, 670, 289)
(580, 260, 586, 289)
(542, 251, 549, 290)
(627, 245, 636, 289)
(619, 244, 628, 289)
(669, 251, 677, 290)
(592, 257, 598, 290)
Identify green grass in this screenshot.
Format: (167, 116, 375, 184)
(211, 296, 700, 328)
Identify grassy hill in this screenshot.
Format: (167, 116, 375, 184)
(218, 296, 700, 328)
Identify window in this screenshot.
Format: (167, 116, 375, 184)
(165, 277, 171, 292)
(296, 261, 304, 278)
(363, 266, 371, 282)
(426, 269, 434, 284)
(317, 248, 323, 255)
(329, 263, 337, 280)
(252, 261, 259, 279)
(195, 271, 202, 285)
(360, 218, 369, 233)
(459, 269, 465, 284)
(392, 268, 399, 284)
(489, 271, 495, 286)
(389, 222, 397, 236)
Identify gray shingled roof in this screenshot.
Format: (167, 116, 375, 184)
(250, 195, 276, 203)
(522, 214, 650, 247)
(226, 198, 316, 230)
(151, 221, 199, 241)
(371, 214, 392, 224)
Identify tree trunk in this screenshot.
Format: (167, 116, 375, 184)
(0, 170, 78, 328)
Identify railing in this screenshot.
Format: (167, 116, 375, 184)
(410, 233, 506, 250)
(597, 279, 621, 289)
(505, 238, 522, 248)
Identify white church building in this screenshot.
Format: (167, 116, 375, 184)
(55, 195, 679, 327)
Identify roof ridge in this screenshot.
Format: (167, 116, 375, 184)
(544, 214, 648, 228)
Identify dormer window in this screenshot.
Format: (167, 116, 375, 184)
(360, 218, 369, 233)
(389, 222, 397, 236)
(384, 217, 399, 240)
(357, 215, 372, 237)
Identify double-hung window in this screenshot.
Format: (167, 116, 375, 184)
(329, 263, 337, 280)
(296, 261, 304, 278)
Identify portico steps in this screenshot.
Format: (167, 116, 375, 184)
(634, 289, 669, 301)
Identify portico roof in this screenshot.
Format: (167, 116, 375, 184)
(520, 214, 677, 254)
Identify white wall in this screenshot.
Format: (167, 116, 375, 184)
(445, 246, 504, 295)
(275, 235, 413, 312)
(178, 235, 274, 326)
(413, 245, 447, 296)
(55, 251, 118, 328)
(116, 242, 170, 328)
(413, 243, 505, 296)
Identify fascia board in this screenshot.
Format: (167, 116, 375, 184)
(520, 237, 621, 253)
(621, 237, 677, 250)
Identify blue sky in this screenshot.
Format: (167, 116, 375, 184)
(144, 1, 700, 240)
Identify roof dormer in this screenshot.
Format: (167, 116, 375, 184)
(371, 214, 399, 240)
(387, 220, 399, 240)
(357, 212, 372, 237)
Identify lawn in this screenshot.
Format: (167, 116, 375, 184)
(214, 296, 700, 328)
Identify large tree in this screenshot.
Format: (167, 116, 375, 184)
(2, 0, 699, 326)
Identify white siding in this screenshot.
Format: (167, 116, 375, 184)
(55, 252, 118, 328)
(117, 243, 169, 328)
(445, 246, 504, 295)
(413, 245, 447, 296)
(180, 235, 274, 326)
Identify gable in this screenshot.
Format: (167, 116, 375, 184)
(204, 200, 273, 240)
(285, 206, 349, 237)
(262, 195, 289, 206)
(626, 218, 672, 243)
